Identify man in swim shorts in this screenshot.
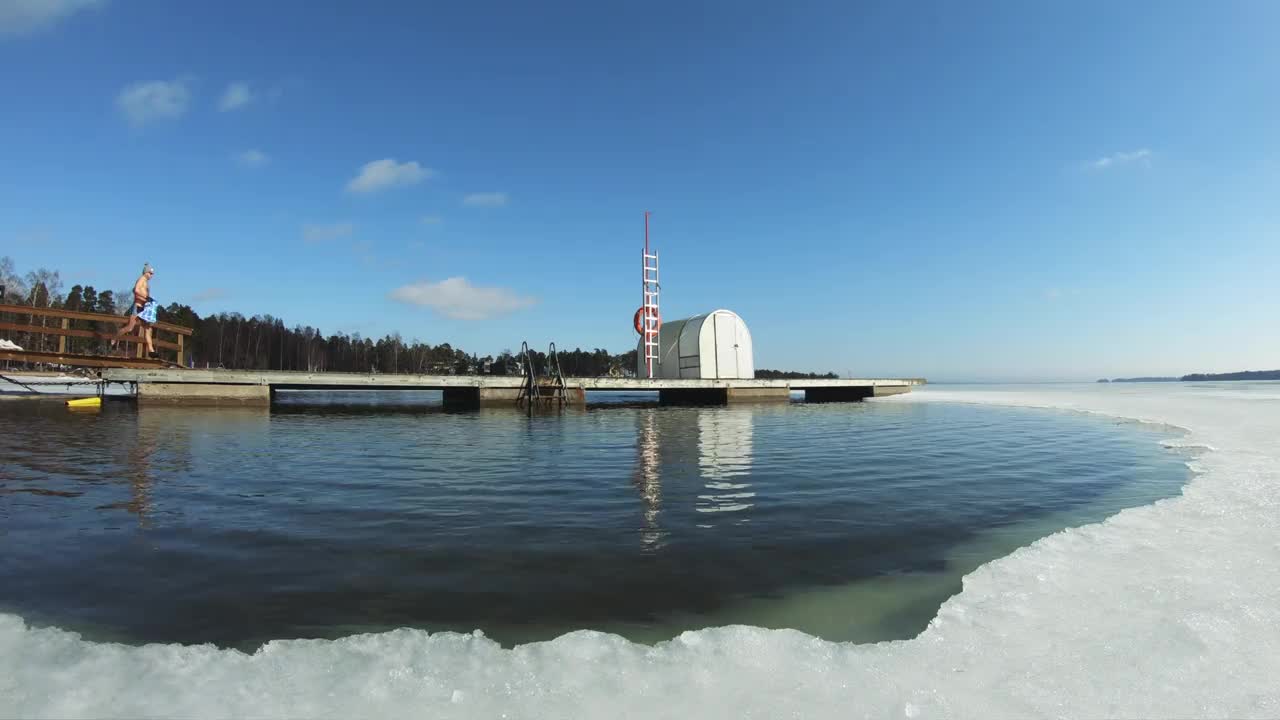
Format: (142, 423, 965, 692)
(113, 263, 158, 358)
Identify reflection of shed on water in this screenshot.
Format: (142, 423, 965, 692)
(638, 309, 755, 379)
(697, 410, 754, 481)
(632, 405, 758, 543)
(696, 409, 755, 515)
(634, 410, 663, 549)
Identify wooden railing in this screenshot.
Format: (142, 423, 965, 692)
(0, 302, 193, 369)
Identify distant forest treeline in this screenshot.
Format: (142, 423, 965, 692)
(1101, 370, 1280, 383)
(2, 257, 842, 379)
(755, 369, 839, 379)
(1180, 370, 1280, 382)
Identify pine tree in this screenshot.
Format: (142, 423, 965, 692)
(94, 290, 117, 354)
(63, 286, 84, 352)
(64, 285, 83, 311)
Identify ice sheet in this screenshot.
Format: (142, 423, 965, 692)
(2, 382, 1277, 718)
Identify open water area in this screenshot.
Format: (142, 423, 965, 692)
(0, 388, 1192, 651)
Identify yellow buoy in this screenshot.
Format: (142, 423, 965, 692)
(66, 397, 102, 409)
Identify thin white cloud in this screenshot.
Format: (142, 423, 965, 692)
(1091, 149, 1152, 170)
(302, 222, 354, 243)
(235, 149, 269, 168)
(420, 215, 442, 225)
(346, 158, 432, 194)
(390, 277, 536, 320)
(0, 0, 101, 35)
(218, 82, 252, 112)
(116, 78, 191, 126)
(189, 288, 228, 303)
(462, 192, 508, 208)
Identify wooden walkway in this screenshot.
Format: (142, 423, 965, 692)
(0, 302, 191, 369)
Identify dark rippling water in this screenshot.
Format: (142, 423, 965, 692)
(0, 391, 1190, 649)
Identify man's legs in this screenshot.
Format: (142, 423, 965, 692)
(143, 324, 155, 354)
(112, 312, 139, 347)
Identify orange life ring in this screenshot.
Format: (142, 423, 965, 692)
(633, 306, 660, 335)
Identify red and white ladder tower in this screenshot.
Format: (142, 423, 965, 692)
(641, 212, 660, 379)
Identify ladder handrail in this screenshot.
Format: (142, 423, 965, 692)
(547, 342, 567, 407)
(516, 340, 541, 411)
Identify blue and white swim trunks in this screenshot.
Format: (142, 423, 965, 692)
(135, 300, 158, 324)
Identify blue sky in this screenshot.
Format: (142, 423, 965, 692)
(2, 0, 1277, 381)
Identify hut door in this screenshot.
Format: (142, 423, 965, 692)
(714, 312, 738, 378)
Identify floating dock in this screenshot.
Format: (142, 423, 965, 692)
(101, 369, 925, 408)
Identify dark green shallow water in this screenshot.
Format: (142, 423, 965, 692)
(0, 392, 1191, 649)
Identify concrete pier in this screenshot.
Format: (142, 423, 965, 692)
(103, 369, 924, 409)
(726, 387, 791, 403)
(658, 387, 727, 405)
(803, 386, 873, 403)
(137, 382, 271, 407)
(442, 386, 587, 408)
(659, 387, 792, 404)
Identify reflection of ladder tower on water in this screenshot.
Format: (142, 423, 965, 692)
(641, 211, 660, 379)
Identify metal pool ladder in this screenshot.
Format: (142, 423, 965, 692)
(516, 341, 568, 413)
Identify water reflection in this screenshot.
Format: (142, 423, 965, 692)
(120, 408, 161, 525)
(633, 409, 663, 549)
(104, 407, 267, 527)
(695, 409, 755, 515)
(633, 406, 757, 545)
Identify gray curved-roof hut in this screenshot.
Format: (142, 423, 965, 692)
(638, 309, 754, 379)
